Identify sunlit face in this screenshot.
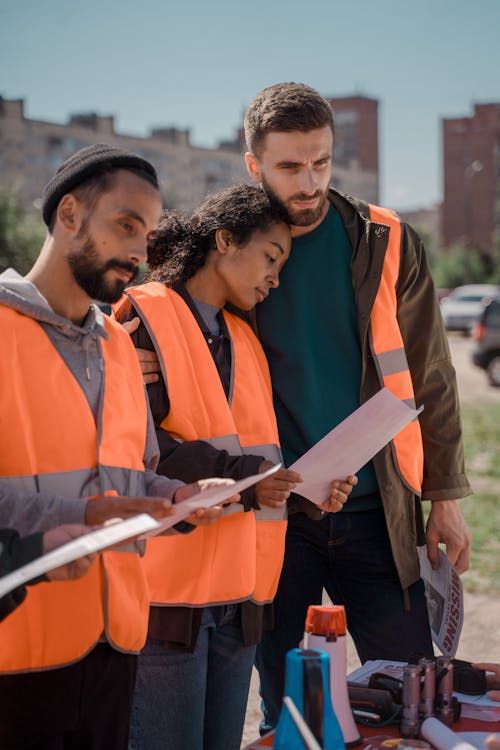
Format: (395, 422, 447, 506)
(67, 170, 162, 303)
(218, 221, 291, 310)
(245, 126, 333, 232)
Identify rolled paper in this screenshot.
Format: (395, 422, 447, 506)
(421, 717, 477, 750)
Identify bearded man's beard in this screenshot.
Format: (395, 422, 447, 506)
(261, 176, 328, 227)
(67, 228, 139, 303)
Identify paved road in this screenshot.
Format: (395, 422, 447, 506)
(447, 332, 500, 403)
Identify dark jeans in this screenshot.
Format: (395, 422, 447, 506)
(129, 605, 255, 750)
(255, 507, 433, 735)
(0, 643, 137, 749)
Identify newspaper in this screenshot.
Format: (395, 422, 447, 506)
(417, 546, 463, 657)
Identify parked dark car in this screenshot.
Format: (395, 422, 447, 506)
(471, 295, 500, 387)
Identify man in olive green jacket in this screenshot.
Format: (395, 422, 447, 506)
(244, 82, 472, 735)
(321, 186, 472, 589)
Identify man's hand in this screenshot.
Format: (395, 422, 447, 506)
(473, 663, 500, 701)
(43, 524, 97, 581)
(84, 496, 173, 525)
(122, 317, 160, 384)
(174, 478, 240, 527)
(425, 499, 471, 574)
(318, 475, 358, 513)
(255, 461, 303, 509)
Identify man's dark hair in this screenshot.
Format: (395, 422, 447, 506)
(147, 184, 288, 286)
(244, 82, 335, 157)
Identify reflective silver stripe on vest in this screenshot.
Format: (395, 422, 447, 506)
(223, 503, 245, 516)
(255, 504, 287, 521)
(203, 438, 283, 466)
(169, 438, 284, 518)
(375, 347, 410, 376)
(2, 468, 147, 553)
(242, 444, 283, 465)
(203, 434, 243, 455)
(1, 466, 147, 499)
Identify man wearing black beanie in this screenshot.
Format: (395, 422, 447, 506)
(41, 142, 160, 228)
(0, 144, 230, 749)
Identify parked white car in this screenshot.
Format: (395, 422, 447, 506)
(440, 284, 500, 334)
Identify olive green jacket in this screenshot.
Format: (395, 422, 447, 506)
(255, 188, 472, 590)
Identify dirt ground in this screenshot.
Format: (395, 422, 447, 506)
(241, 334, 500, 747)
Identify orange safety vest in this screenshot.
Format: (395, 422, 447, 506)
(368, 203, 424, 495)
(0, 306, 151, 673)
(117, 282, 287, 606)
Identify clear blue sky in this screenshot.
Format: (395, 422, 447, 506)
(1, 0, 499, 209)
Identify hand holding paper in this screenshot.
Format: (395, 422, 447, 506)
(254, 461, 303, 509)
(42, 524, 99, 581)
(150, 464, 282, 535)
(174, 478, 241, 526)
(317, 475, 358, 513)
(0, 514, 161, 600)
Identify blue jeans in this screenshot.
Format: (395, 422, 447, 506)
(129, 604, 256, 750)
(255, 507, 433, 735)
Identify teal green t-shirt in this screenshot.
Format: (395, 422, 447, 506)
(256, 204, 379, 507)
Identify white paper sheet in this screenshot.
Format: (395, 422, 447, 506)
(289, 388, 422, 505)
(0, 513, 160, 599)
(148, 463, 282, 534)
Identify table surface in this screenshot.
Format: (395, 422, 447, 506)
(244, 717, 500, 749)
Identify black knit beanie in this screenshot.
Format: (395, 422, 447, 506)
(41, 143, 159, 227)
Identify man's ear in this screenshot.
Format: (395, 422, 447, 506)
(245, 152, 261, 185)
(56, 194, 80, 232)
(215, 228, 234, 254)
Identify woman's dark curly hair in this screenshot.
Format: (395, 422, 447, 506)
(146, 184, 288, 285)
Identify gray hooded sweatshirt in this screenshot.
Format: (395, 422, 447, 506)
(0, 268, 182, 536)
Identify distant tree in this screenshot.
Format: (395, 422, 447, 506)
(431, 244, 490, 288)
(489, 235, 500, 285)
(0, 189, 45, 275)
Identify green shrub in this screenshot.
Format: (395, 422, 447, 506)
(0, 189, 45, 275)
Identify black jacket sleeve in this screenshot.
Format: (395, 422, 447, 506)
(0, 529, 45, 622)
